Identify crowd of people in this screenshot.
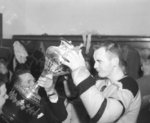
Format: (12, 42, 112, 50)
(0, 41, 68, 123)
(0, 35, 149, 123)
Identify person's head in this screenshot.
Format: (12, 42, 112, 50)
(0, 58, 8, 74)
(13, 69, 35, 89)
(93, 41, 127, 79)
(0, 74, 8, 112)
(140, 52, 150, 76)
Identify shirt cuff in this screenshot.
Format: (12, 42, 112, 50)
(47, 90, 58, 103)
(49, 94, 58, 103)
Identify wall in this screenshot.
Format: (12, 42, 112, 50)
(0, 0, 150, 38)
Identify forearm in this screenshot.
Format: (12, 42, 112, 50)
(80, 85, 105, 118)
(71, 67, 104, 119)
(79, 85, 124, 123)
(71, 67, 124, 122)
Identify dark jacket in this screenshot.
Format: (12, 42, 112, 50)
(1, 87, 67, 123)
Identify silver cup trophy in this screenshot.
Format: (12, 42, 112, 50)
(26, 40, 75, 99)
(2, 40, 77, 123)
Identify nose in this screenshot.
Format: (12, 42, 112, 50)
(94, 62, 97, 69)
(30, 81, 35, 87)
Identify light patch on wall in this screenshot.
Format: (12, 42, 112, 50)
(0, 0, 150, 38)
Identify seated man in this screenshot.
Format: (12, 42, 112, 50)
(61, 41, 141, 123)
(3, 69, 67, 123)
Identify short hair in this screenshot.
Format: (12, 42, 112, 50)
(12, 69, 31, 86)
(95, 41, 127, 74)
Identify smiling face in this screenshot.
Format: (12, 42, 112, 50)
(19, 72, 35, 88)
(93, 47, 115, 78)
(0, 84, 8, 112)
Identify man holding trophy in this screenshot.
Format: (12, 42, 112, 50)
(1, 41, 71, 123)
(3, 69, 67, 123)
(60, 41, 141, 123)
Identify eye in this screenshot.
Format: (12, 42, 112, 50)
(28, 80, 32, 84)
(96, 60, 102, 64)
(3, 93, 7, 98)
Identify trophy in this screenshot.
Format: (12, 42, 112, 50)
(26, 40, 75, 98)
(42, 40, 74, 76)
(2, 40, 77, 123)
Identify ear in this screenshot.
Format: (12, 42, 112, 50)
(111, 56, 119, 67)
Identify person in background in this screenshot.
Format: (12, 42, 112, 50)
(137, 50, 150, 109)
(3, 69, 67, 123)
(13, 41, 45, 81)
(61, 41, 141, 123)
(0, 58, 13, 93)
(0, 58, 12, 80)
(0, 74, 9, 122)
(122, 44, 141, 79)
(136, 48, 150, 123)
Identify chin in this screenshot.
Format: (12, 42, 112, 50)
(98, 73, 106, 78)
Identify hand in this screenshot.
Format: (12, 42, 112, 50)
(61, 50, 86, 71)
(37, 74, 54, 92)
(38, 74, 59, 103)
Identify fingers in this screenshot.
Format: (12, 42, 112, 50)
(37, 77, 46, 87)
(60, 52, 71, 67)
(60, 50, 75, 67)
(60, 57, 70, 67)
(61, 49, 85, 68)
(45, 74, 53, 79)
(37, 75, 53, 88)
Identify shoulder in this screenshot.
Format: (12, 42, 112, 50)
(119, 76, 139, 97)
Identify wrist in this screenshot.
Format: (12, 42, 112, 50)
(47, 89, 58, 103)
(71, 66, 90, 86)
